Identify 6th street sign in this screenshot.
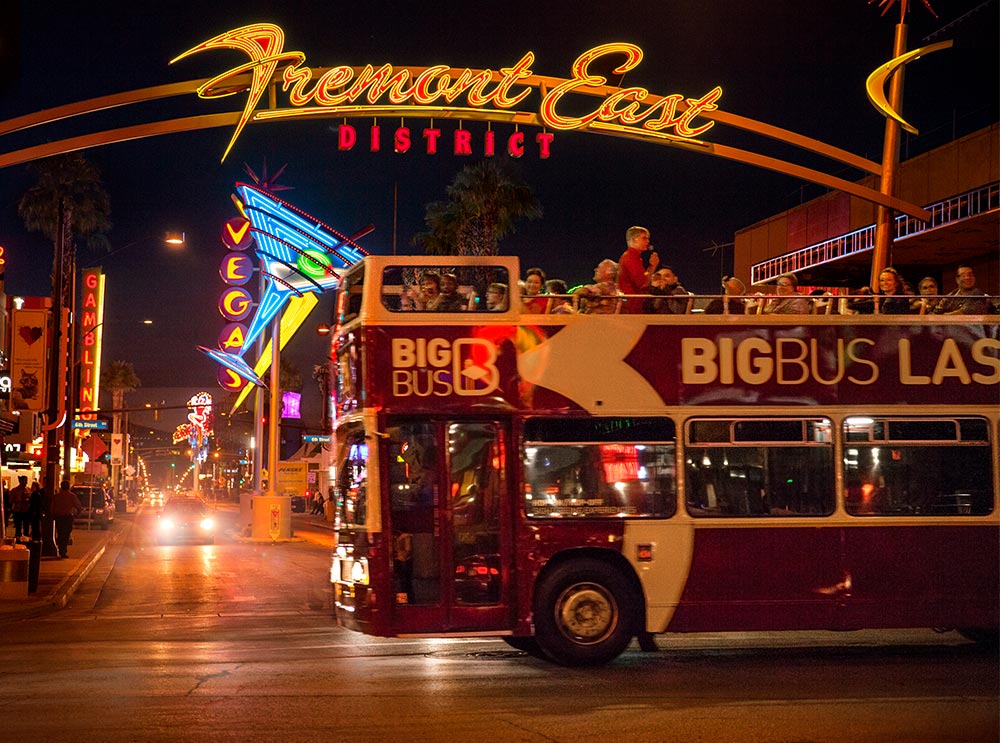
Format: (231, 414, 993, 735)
(73, 419, 108, 430)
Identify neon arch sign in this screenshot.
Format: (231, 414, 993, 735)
(171, 25, 722, 162)
(0, 22, 932, 220)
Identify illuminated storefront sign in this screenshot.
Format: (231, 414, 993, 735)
(172, 25, 720, 162)
(78, 268, 105, 421)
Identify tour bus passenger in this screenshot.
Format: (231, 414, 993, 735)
(875, 267, 912, 314)
(762, 273, 811, 314)
(485, 283, 508, 311)
(932, 265, 991, 315)
(404, 271, 442, 311)
(521, 267, 548, 313)
(846, 285, 875, 314)
(617, 225, 659, 314)
(808, 288, 837, 315)
(545, 279, 576, 314)
(436, 272, 468, 311)
(574, 259, 622, 314)
(911, 276, 940, 314)
(704, 276, 748, 315)
(643, 266, 689, 314)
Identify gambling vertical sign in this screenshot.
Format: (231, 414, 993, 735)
(78, 268, 106, 421)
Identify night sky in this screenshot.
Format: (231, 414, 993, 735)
(0, 0, 996, 396)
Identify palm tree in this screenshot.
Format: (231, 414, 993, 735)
(18, 153, 112, 307)
(101, 360, 140, 438)
(20, 153, 112, 490)
(415, 159, 541, 257)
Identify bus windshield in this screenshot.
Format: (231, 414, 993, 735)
(333, 424, 369, 527)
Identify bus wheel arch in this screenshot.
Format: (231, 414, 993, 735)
(533, 551, 644, 666)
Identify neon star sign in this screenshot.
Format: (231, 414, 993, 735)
(171, 24, 721, 162)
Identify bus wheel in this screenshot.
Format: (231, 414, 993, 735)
(534, 559, 637, 666)
(502, 636, 546, 658)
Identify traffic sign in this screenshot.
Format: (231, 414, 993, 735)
(73, 419, 108, 430)
(303, 435, 331, 442)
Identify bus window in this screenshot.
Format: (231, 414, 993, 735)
(333, 425, 369, 527)
(382, 264, 510, 312)
(387, 422, 439, 604)
(523, 417, 676, 518)
(685, 418, 834, 517)
(448, 422, 505, 605)
(337, 264, 365, 325)
(843, 416, 994, 516)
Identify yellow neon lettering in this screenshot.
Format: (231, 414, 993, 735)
(171, 23, 306, 161)
(313, 66, 357, 106)
(540, 43, 643, 129)
(674, 87, 722, 138)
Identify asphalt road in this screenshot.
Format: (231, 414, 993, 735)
(0, 508, 996, 743)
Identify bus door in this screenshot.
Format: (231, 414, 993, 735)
(386, 418, 513, 633)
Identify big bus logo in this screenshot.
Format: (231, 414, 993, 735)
(391, 337, 500, 397)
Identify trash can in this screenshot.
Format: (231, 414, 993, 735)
(27, 540, 41, 594)
(0, 543, 29, 599)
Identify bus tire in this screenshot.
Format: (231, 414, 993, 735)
(502, 636, 546, 658)
(534, 558, 638, 666)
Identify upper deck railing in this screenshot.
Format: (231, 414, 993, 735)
(750, 181, 1000, 285)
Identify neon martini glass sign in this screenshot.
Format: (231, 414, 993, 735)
(199, 183, 370, 387)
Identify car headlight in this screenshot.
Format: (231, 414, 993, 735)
(158, 517, 175, 531)
(200, 517, 215, 531)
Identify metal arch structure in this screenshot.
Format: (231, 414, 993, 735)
(0, 24, 932, 222)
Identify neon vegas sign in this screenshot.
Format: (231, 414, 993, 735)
(172, 24, 722, 161)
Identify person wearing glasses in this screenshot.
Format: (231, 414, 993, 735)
(643, 266, 689, 314)
(762, 273, 810, 314)
(910, 276, 940, 314)
(932, 265, 991, 315)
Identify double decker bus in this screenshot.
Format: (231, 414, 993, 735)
(328, 255, 999, 666)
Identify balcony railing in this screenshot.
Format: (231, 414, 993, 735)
(750, 181, 1000, 285)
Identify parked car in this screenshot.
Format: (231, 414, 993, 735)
(156, 497, 215, 545)
(290, 495, 306, 513)
(73, 486, 114, 530)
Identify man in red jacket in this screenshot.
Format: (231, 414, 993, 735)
(617, 225, 659, 313)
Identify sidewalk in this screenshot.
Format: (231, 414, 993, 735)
(0, 518, 118, 621)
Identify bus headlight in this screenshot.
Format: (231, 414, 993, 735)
(351, 557, 369, 585)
